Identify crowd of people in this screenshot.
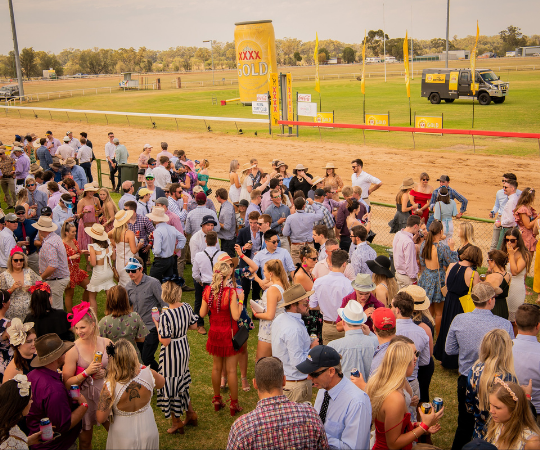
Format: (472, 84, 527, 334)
(0, 130, 538, 450)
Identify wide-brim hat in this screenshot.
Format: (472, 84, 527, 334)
(241, 162, 256, 172)
(276, 161, 288, 169)
(201, 214, 217, 227)
(83, 183, 98, 193)
(399, 285, 430, 311)
(367, 255, 394, 278)
(29, 163, 42, 174)
(183, 160, 195, 171)
(31, 333, 74, 368)
(33, 140, 41, 149)
(32, 216, 58, 232)
(146, 206, 170, 223)
(64, 157, 77, 167)
(324, 162, 337, 170)
(293, 164, 308, 173)
(351, 273, 376, 292)
(337, 300, 368, 325)
(113, 209, 133, 228)
(282, 284, 314, 307)
(311, 176, 325, 186)
(400, 177, 415, 190)
(85, 223, 109, 241)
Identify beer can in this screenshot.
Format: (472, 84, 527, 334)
(421, 403, 432, 414)
(162, 306, 169, 312)
(433, 397, 444, 413)
(310, 334, 318, 343)
(351, 368, 360, 378)
(40, 418, 54, 441)
(151, 307, 160, 321)
(93, 352, 103, 364)
(70, 385, 80, 399)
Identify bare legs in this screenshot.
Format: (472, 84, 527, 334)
(430, 301, 445, 337)
(64, 278, 90, 313)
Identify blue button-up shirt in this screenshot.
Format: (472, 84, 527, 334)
(491, 188, 522, 217)
(152, 222, 186, 258)
(312, 200, 335, 229)
(369, 341, 391, 378)
(314, 377, 372, 450)
(328, 329, 378, 381)
(283, 204, 324, 243)
(351, 242, 377, 276)
(271, 312, 311, 380)
(217, 200, 236, 241)
(52, 205, 74, 235)
(513, 334, 540, 411)
(245, 201, 262, 218)
(264, 203, 290, 234)
(445, 308, 514, 375)
(36, 145, 53, 171)
(118, 193, 136, 210)
(253, 247, 296, 277)
(70, 164, 87, 191)
(27, 188, 48, 218)
(429, 186, 468, 213)
(396, 318, 430, 381)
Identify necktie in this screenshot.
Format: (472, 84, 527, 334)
(319, 391, 331, 424)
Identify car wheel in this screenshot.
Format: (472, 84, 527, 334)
(429, 93, 441, 104)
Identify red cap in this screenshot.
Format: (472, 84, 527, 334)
(372, 307, 396, 330)
(195, 192, 207, 202)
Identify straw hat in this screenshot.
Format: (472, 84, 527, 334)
(113, 209, 133, 228)
(29, 163, 42, 174)
(83, 183, 98, 193)
(64, 157, 77, 167)
(31, 333, 74, 368)
(293, 164, 308, 171)
(337, 301, 368, 325)
(241, 162, 256, 173)
(400, 177, 415, 190)
(311, 176, 325, 186)
(282, 284, 314, 307)
(84, 223, 109, 241)
(146, 206, 170, 223)
(351, 273, 377, 292)
(31, 216, 58, 232)
(276, 161, 288, 169)
(399, 285, 430, 311)
(33, 140, 41, 149)
(324, 162, 337, 170)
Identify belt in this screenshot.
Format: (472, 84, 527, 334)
(323, 320, 336, 325)
(154, 256, 173, 260)
(286, 378, 308, 383)
(47, 277, 66, 281)
(291, 241, 308, 245)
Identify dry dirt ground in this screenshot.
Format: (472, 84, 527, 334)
(2, 116, 538, 218)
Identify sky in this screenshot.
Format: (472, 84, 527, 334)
(1, 0, 538, 54)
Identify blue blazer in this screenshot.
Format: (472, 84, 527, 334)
(236, 226, 262, 268)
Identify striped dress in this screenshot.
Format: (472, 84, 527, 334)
(157, 304, 198, 418)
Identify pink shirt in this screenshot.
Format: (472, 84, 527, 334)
(260, 190, 273, 213)
(165, 210, 184, 255)
(47, 191, 62, 209)
(392, 229, 418, 279)
(312, 258, 355, 281)
(156, 150, 174, 160)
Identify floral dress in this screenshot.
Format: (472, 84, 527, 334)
(514, 205, 537, 252)
(138, 153, 149, 182)
(0, 425, 28, 450)
(0, 318, 14, 383)
(98, 312, 149, 362)
(63, 240, 88, 288)
(0, 269, 41, 321)
(418, 241, 459, 304)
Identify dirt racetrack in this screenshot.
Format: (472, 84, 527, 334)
(2, 116, 538, 219)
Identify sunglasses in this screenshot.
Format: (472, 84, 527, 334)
(506, 238, 517, 243)
(272, 196, 281, 199)
(12, 258, 24, 263)
(307, 257, 318, 261)
(26, 183, 35, 187)
(414, 351, 420, 358)
(309, 367, 330, 378)
(268, 240, 279, 244)
(257, 222, 265, 226)
(16, 212, 25, 216)
(487, 258, 493, 262)
(421, 178, 429, 181)
(126, 269, 139, 274)
(351, 165, 358, 169)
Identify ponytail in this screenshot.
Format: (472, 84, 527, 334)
(421, 220, 444, 261)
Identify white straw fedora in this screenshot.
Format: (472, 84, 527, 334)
(399, 285, 430, 311)
(84, 223, 109, 241)
(32, 216, 58, 232)
(113, 209, 133, 228)
(146, 206, 170, 223)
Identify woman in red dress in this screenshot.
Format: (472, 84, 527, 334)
(61, 222, 90, 313)
(410, 172, 434, 224)
(200, 260, 243, 416)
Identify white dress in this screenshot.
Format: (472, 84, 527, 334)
(228, 173, 242, 204)
(257, 284, 285, 343)
(239, 176, 253, 203)
(0, 425, 28, 450)
(507, 263, 526, 322)
(86, 242, 116, 293)
(116, 241, 135, 288)
(106, 367, 159, 450)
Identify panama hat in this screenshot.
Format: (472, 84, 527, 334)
(275, 161, 288, 169)
(399, 285, 430, 311)
(29, 163, 42, 174)
(113, 209, 133, 228)
(367, 255, 394, 278)
(31, 333, 74, 368)
(293, 164, 308, 172)
(85, 223, 109, 241)
(400, 177, 415, 190)
(64, 157, 77, 167)
(351, 273, 376, 292)
(337, 300, 368, 325)
(310, 176, 325, 186)
(32, 216, 58, 232)
(240, 162, 256, 173)
(146, 206, 170, 223)
(324, 162, 337, 169)
(282, 284, 314, 307)
(83, 183, 98, 193)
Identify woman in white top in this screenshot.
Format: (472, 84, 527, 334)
(228, 159, 242, 204)
(85, 224, 116, 311)
(96, 339, 165, 450)
(433, 186, 457, 245)
(239, 162, 256, 202)
(249, 259, 290, 360)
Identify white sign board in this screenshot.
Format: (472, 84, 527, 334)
(297, 102, 317, 117)
(298, 93, 311, 102)
(252, 101, 269, 115)
(257, 94, 268, 102)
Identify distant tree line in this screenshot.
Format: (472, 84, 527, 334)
(0, 26, 537, 78)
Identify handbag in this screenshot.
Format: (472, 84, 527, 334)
(436, 243, 448, 297)
(459, 270, 477, 313)
(230, 290, 249, 351)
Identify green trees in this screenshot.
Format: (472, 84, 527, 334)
(499, 25, 528, 52)
(342, 47, 356, 63)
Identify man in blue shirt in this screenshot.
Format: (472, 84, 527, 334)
(64, 158, 87, 194)
(36, 138, 53, 171)
(427, 175, 468, 228)
(297, 345, 372, 450)
(489, 172, 521, 250)
(263, 188, 291, 252)
(251, 229, 295, 279)
(14, 206, 40, 274)
(445, 282, 514, 450)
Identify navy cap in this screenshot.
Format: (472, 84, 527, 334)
(314, 188, 325, 197)
(296, 345, 341, 374)
(40, 206, 53, 216)
(238, 199, 249, 207)
(462, 439, 497, 450)
(201, 215, 217, 227)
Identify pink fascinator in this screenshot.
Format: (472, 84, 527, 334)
(67, 301, 91, 326)
(10, 246, 24, 257)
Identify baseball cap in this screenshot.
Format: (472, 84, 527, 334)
(5, 213, 18, 223)
(143, 144, 152, 149)
(124, 257, 143, 271)
(296, 345, 341, 374)
(471, 282, 496, 304)
(145, 170, 155, 179)
(41, 207, 53, 216)
(14, 205, 26, 214)
(200, 215, 217, 227)
(195, 192, 207, 203)
(238, 199, 249, 207)
(155, 197, 168, 206)
(113, 138, 120, 144)
(66, 131, 72, 135)
(372, 307, 396, 330)
(314, 188, 325, 197)
(438, 175, 450, 182)
(63, 136, 70, 142)
(45, 131, 52, 135)
(138, 188, 152, 197)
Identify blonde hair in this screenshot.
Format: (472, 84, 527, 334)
(105, 339, 139, 400)
(366, 341, 414, 419)
(412, 308, 435, 326)
(372, 273, 398, 306)
(61, 221, 76, 239)
(264, 259, 290, 290)
(111, 222, 128, 245)
(7, 252, 28, 272)
(210, 261, 233, 296)
(475, 329, 516, 411)
(99, 188, 119, 222)
(16, 188, 28, 206)
(75, 307, 99, 343)
(459, 222, 476, 245)
(162, 281, 182, 305)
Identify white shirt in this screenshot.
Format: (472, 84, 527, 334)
(192, 246, 225, 284)
(68, 137, 81, 151)
(351, 171, 381, 199)
(309, 271, 354, 322)
(189, 229, 220, 264)
(78, 145, 93, 164)
(501, 192, 519, 227)
(105, 142, 116, 161)
(312, 258, 356, 281)
(0, 227, 16, 268)
(56, 144, 75, 160)
(152, 165, 172, 189)
(156, 150, 174, 160)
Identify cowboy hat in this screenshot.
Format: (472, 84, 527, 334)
(32, 216, 58, 232)
(49, 162, 62, 170)
(399, 285, 430, 311)
(29, 163, 42, 174)
(83, 183, 98, 193)
(64, 157, 77, 167)
(31, 333, 74, 368)
(367, 255, 394, 279)
(240, 162, 256, 173)
(146, 206, 170, 223)
(282, 284, 314, 307)
(84, 223, 109, 241)
(324, 162, 337, 169)
(113, 209, 133, 228)
(337, 300, 368, 326)
(351, 273, 376, 292)
(400, 177, 415, 190)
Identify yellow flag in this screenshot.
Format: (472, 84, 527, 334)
(403, 31, 410, 98)
(361, 30, 366, 95)
(314, 32, 320, 93)
(471, 21, 480, 95)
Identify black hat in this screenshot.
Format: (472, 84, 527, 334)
(147, 158, 156, 165)
(40, 206, 53, 217)
(314, 188, 325, 197)
(14, 205, 26, 214)
(296, 345, 341, 374)
(462, 439, 497, 450)
(238, 199, 249, 207)
(366, 255, 394, 278)
(200, 215, 217, 227)
(438, 175, 450, 182)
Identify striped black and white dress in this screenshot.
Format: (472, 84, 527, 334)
(156, 303, 198, 418)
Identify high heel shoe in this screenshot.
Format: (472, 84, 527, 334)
(167, 416, 185, 434)
(212, 395, 225, 412)
(183, 411, 198, 427)
(241, 377, 251, 392)
(229, 397, 243, 416)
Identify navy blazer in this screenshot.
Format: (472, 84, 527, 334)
(236, 226, 262, 268)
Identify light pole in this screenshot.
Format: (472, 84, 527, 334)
(8, 0, 24, 96)
(445, 0, 450, 68)
(203, 40, 214, 86)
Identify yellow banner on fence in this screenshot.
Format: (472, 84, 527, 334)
(415, 115, 443, 130)
(314, 33, 320, 93)
(471, 21, 479, 95)
(314, 112, 333, 124)
(365, 114, 389, 128)
(449, 71, 459, 90)
(269, 72, 279, 126)
(403, 31, 410, 98)
(286, 73, 293, 121)
(425, 74, 446, 83)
